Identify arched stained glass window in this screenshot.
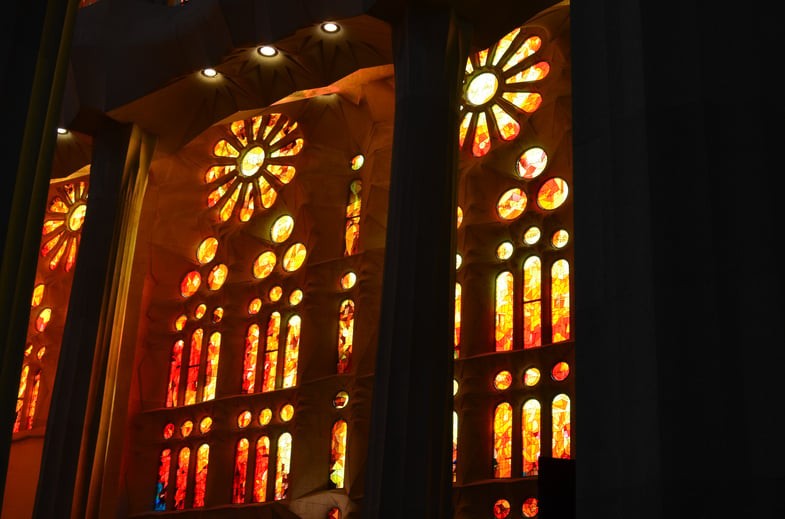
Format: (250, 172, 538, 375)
(275, 433, 292, 500)
(184, 329, 203, 405)
(551, 260, 570, 342)
(202, 331, 221, 401)
(194, 443, 209, 507)
(344, 180, 362, 256)
(552, 394, 571, 459)
(254, 436, 270, 502)
(282, 315, 301, 388)
(154, 448, 172, 511)
(174, 447, 190, 510)
(233, 438, 249, 503)
(452, 411, 458, 482)
(25, 373, 40, 429)
(523, 256, 542, 348)
(493, 402, 512, 478)
(13, 365, 29, 433)
(337, 300, 354, 374)
(522, 399, 541, 476)
(495, 272, 514, 351)
(454, 283, 461, 358)
(329, 420, 347, 489)
(243, 324, 259, 393)
(166, 340, 184, 407)
(262, 313, 281, 392)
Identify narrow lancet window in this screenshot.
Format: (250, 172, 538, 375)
(344, 180, 362, 256)
(184, 329, 203, 405)
(454, 283, 462, 358)
(174, 447, 190, 510)
(243, 324, 259, 393)
(202, 331, 221, 400)
(155, 448, 172, 510)
(523, 256, 542, 347)
(166, 340, 184, 407)
(522, 399, 541, 475)
(495, 272, 514, 351)
(275, 433, 292, 500)
(13, 365, 29, 432)
(262, 313, 280, 392)
(337, 300, 355, 374)
(493, 402, 512, 477)
(233, 438, 249, 503)
(551, 260, 570, 342)
(194, 443, 209, 507)
(329, 420, 347, 488)
(552, 394, 571, 459)
(254, 436, 270, 502)
(282, 315, 301, 388)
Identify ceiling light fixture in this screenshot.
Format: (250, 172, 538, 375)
(201, 68, 218, 78)
(258, 45, 278, 57)
(321, 22, 340, 33)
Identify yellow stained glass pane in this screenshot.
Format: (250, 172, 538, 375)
(280, 403, 294, 422)
(552, 361, 570, 381)
(41, 233, 61, 257)
(523, 256, 542, 348)
(31, 284, 44, 308)
(219, 183, 242, 222)
(262, 313, 280, 393)
(194, 444, 209, 507)
(350, 154, 364, 170)
(282, 243, 306, 272)
(523, 226, 541, 245)
(251, 116, 263, 140)
(497, 241, 514, 260)
(490, 104, 520, 140)
(202, 331, 221, 400)
(497, 188, 527, 220)
(270, 121, 298, 148)
(522, 399, 541, 475)
(477, 48, 489, 66)
(269, 286, 282, 302)
(337, 299, 355, 374)
(35, 308, 51, 332)
(174, 314, 187, 331)
(456, 206, 463, 228)
(212, 307, 223, 323)
(493, 403, 512, 477)
(502, 35, 542, 71)
(492, 27, 520, 65)
(524, 367, 540, 386)
(239, 183, 255, 222)
(282, 315, 300, 389)
(333, 391, 349, 408)
(259, 408, 272, 426)
(552, 394, 571, 459)
(240, 146, 265, 177)
(262, 114, 280, 141)
(238, 410, 252, 428)
(271, 215, 294, 243)
(181, 420, 193, 437)
(242, 324, 259, 393)
(452, 411, 458, 482)
(552, 229, 569, 248)
(204, 165, 234, 183)
(199, 416, 212, 433)
(207, 180, 231, 208)
(258, 177, 277, 208)
(551, 259, 570, 342)
(232, 439, 249, 503)
(517, 147, 548, 179)
(49, 197, 68, 213)
(248, 297, 262, 314)
(254, 436, 270, 502)
(174, 447, 190, 510)
(502, 91, 542, 113)
(207, 264, 228, 290)
(472, 111, 491, 157)
(289, 289, 303, 306)
(42, 218, 64, 235)
(194, 304, 206, 319)
(64, 238, 78, 272)
(270, 138, 303, 158)
(67, 204, 86, 231)
(213, 139, 239, 158)
(494, 499, 511, 519)
(231, 120, 248, 146)
(522, 498, 539, 518)
(465, 57, 474, 75)
(341, 272, 357, 289)
(458, 112, 472, 149)
(466, 72, 498, 106)
(455, 253, 462, 270)
(267, 164, 295, 184)
(274, 433, 292, 500)
(537, 177, 569, 210)
(495, 272, 513, 351)
(454, 283, 461, 358)
(253, 251, 276, 279)
(330, 420, 347, 488)
(196, 237, 218, 264)
(506, 61, 550, 84)
(49, 240, 67, 270)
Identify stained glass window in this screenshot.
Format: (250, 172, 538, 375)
(493, 403, 512, 478)
(282, 315, 301, 388)
(184, 328, 203, 405)
(454, 283, 461, 358)
(243, 324, 260, 393)
(13, 365, 30, 433)
(493, 498, 511, 519)
(254, 436, 270, 502)
(202, 331, 221, 400)
(194, 444, 209, 507)
(345, 180, 362, 256)
(452, 411, 458, 482)
(262, 313, 280, 392)
(522, 497, 539, 518)
(40, 181, 88, 271)
(233, 438, 249, 503)
(154, 449, 171, 510)
(166, 340, 184, 407)
(329, 420, 347, 489)
(552, 394, 571, 459)
(522, 399, 541, 476)
(523, 256, 542, 348)
(174, 447, 190, 510)
(495, 272, 513, 351)
(337, 299, 355, 373)
(551, 260, 570, 342)
(275, 433, 292, 500)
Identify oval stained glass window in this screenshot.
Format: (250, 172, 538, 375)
(523, 226, 541, 245)
(181, 420, 194, 437)
(269, 286, 282, 302)
(194, 304, 207, 319)
(36, 308, 52, 332)
(248, 297, 262, 314)
(289, 289, 303, 306)
(466, 72, 499, 106)
(163, 423, 175, 439)
(341, 272, 357, 289)
(456, 206, 463, 229)
(552, 361, 570, 381)
(67, 203, 87, 232)
(31, 284, 44, 308)
(280, 404, 294, 422)
(497, 188, 527, 220)
(199, 416, 212, 433)
(522, 497, 539, 518)
(271, 215, 294, 243)
(333, 391, 349, 409)
(237, 411, 252, 428)
(240, 146, 265, 176)
(497, 241, 514, 260)
(493, 499, 511, 519)
(537, 178, 569, 210)
(253, 251, 276, 279)
(552, 229, 569, 248)
(350, 154, 364, 170)
(212, 307, 224, 323)
(517, 147, 548, 179)
(207, 264, 228, 290)
(282, 243, 306, 272)
(196, 237, 218, 264)
(259, 408, 272, 426)
(456, 254, 462, 270)
(494, 370, 513, 390)
(524, 367, 541, 386)
(174, 314, 187, 331)
(180, 271, 201, 298)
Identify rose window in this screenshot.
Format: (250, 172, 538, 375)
(40, 180, 88, 272)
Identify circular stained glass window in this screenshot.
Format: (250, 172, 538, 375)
(351, 154, 364, 170)
(199, 416, 212, 434)
(289, 289, 303, 306)
(194, 304, 206, 319)
(163, 423, 175, 439)
(237, 410, 252, 428)
(524, 367, 541, 386)
(496, 241, 514, 260)
(466, 72, 499, 106)
(517, 147, 548, 179)
(494, 370, 513, 390)
(522, 497, 539, 518)
(253, 251, 277, 279)
(523, 226, 541, 245)
(181, 420, 194, 437)
(248, 297, 262, 314)
(207, 264, 228, 290)
(271, 215, 294, 243)
(333, 391, 349, 409)
(493, 498, 511, 519)
(551, 361, 570, 381)
(537, 178, 569, 210)
(174, 314, 187, 331)
(180, 271, 201, 297)
(196, 237, 218, 264)
(341, 272, 357, 289)
(36, 308, 52, 332)
(497, 188, 527, 220)
(269, 286, 283, 302)
(239, 146, 265, 176)
(259, 408, 272, 426)
(282, 243, 307, 272)
(552, 229, 569, 248)
(280, 404, 294, 422)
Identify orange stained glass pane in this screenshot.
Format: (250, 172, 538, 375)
(457, 206, 463, 228)
(552, 361, 570, 381)
(523, 256, 542, 348)
(31, 284, 44, 308)
(350, 154, 364, 170)
(180, 271, 201, 298)
(551, 259, 571, 342)
(194, 304, 206, 319)
(239, 146, 265, 177)
(552, 229, 569, 248)
(340, 272, 357, 289)
(49, 197, 68, 213)
(458, 112, 472, 149)
(283, 243, 306, 272)
(36, 308, 51, 332)
(253, 251, 277, 279)
(258, 177, 278, 208)
(202, 331, 221, 400)
(506, 61, 550, 84)
(174, 314, 187, 331)
(25, 373, 40, 429)
(537, 178, 569, 210)
(274, 433, 292, 500)
(493, 402, 512, 477)
(241, 325, 258, 393)
(333, 391, 349, 409)
(552, 394, 571, 459)
(454, 283, 461, 358)
(465, 56, 474, 75)
(196, 237, 218, 264)
(497, 188, 527, 220)
(495, 272, 513, 352)
(271, 215, 294, 243)
(42, 219, 64, 235)
(67, 204, 87, 232)
(472, 111, 491, 157)
(452, 411, 458, 482)
(194, 444, 209, 507)
(238, 410, 252, 428)
(24, 344, 33, 356)
(35, 347, 45, 360)
(262, 313, 280, 392)
(345, 180, 362, 256)
(346, 180, 361, 219)
(493, 499, 511, 519)
(269, 286, 282, 302)
(329, 420, 348, 488)
(259, 408, 272, 426)
(522, 399, 541, 475)
(219, 183, 242, 222)
(154, 449, 171, 511)
(497, 241, 514, 260)
(523, 226, 541, 245)
(502, 91, 542, 113)
(49, 240, 67, 270)
(345, 219, 360, 257)
(174, 447, 190, 510)
(163, 423, 175, 439)
(204, 165, 234, 184)
(64, 238, 79, 272)
(254, 436, 270, 502)
(40, 232, 61, 257)
(233, 439, 249, 503)
(166, 340, 184, 407)
(289, 289, 303, 306)
(477, 48, 489, 66)
(522, 497, 539, 518)
(494, 370, 513, 390)
(503, 35, 542, 71)
(524, 367, 541, 386)
(13, 365, 29, 433)
(260, 114, 280, 141)
(517, 147, 548, 179)
(337, 299, 355, 373)
(231, 119, 248, 146)
(280, 404, 294, 422)
(213, 139, 239, 158)
(207, 264, 228, 290)
(248, 297, 262, 314)
(492, 27, 521, 65)
(185, 329, 203, 406)
(282, 315, 301, 388)
(491, 104, 520, 140)
(206, 181, 229, 208)
(267, 164, 296, 184)
(212, 307, 224, 322)
(270, 138, 303, 158)
(181, 420, 194, 437)
(328, 508, 342, 519)
(199, 416, 212, 433)
(269, 121, 298, 148)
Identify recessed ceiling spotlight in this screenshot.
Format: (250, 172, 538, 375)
(321, 22, 340, 33)
(56, 128, 68, 135)
(258, 45, 278, 57)
(201, 68, 218, 78)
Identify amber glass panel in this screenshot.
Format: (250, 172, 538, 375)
(502, 35, 541, 71)
(340, 272, 357, 289)
(501, 92, 542, 113)
(552, 361, 570, 381)
(275, 433, 292, 500)
(329, 420, 347, 488)
(184, 329, 203, 405)
(522, 498, 539, 518)
(452, 411, 458, 482)
(552, 394, 571, 459)
(337, 300, 355, 373)
(154, 449, 171, 510)
(493, 499, 511, 518)
(194, 444, 209, 507)
(13, 365, 29, 432)
(269, 286, 282, 302)
(289, 289, 303, 306)
(517, 147, 548, 179)
(238, 410, 252, 428)
(522, 399, 541, 476)
(493, 402, 512, 477)
(36, 308, 51, 332)
(248, 297, 262, 314)
(180, 271, 201, 297)
(506, 61, 550, 84)
(207, 264, 228, 290)
(263, 313, 280, 392)
(254, 436, 270, 502)
(243, 324, 260, 393)
(196, 237, 218, 264)
(491, 104, 520, 140)
(492, 27, 520, 65)
(350, 154, 364, 170)
(552, 229, 569, 248)
(497, 188, 527, 220)
(537, 178, 569, 210)
(174, 447, 190, 510)
(523, 256, 542, 348)
(199, 416, 212, 433)
(175, 314, 187, 331)
(328, 508, 342, 519)
(194, 304, 206, 319)
(282, 315, 301, 388)
(259, 408, 272, 426)
(333, 391, 349, 408)
(280, 404, 294, 422)
(497, 241, 514, 260)
(473, 112, 490, 157)
(202, 331, 221, 401)
(454, 283, 461, 358)
(271, 215, 294, 243)
(551, 260, 570, 342)
(181, 420, 194, 437)
(233, 439, 249, 503)
(253, 251, 276, 279)
(166, 340, 184, 407)
(23, 372, 39, 429)
(345, 180, 362, 256)
(495, 272, 513, 351)
(282, 243, 306, 272)
(524, 367, 540, 386)
(31, 284, 44, 307)
(494, 370, 513, 390)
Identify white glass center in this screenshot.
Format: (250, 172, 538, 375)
(240, 146, 265, 176)
(466, 72, 498, 106)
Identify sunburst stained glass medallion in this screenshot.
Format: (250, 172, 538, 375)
(205, 113, 303, 223)
(459, 27, 549, 157)
(40, 180, 88, 272)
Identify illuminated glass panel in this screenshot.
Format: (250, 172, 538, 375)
(280, 404, 294, 422)
(248, 297, 262, 314)
(259, 408, 272, 426)
(238, 410, 252, 428)
(181, 420, 193, 437)
(212, 307, 223, 322)
(275, 433, 292, 500)
(271, 215, 294, 243)
(491, 27, 520, 66)
(524, 367, 540, 386)
(262, 313, 281, 392)
(332, 390, 350, 408)
(154, 449, 171, 511)
(517, 147, 548, 179)
(350, 154, 364, 170)
(345, 180, 362, 256)
(253, 251, 276, 279)
(452, 411, 458, 482)
(282, 315, 301, 388)
(289, 289, 303, 306)
(166, 340, 184, 407)
(537, 178, 569, 210)
(551, 259, 570, 342)
(194, 444, 209, 507)
(502, 35, 542, 71)
(495, 272, 514, 351)
(194, 304, 206, 319)
(282, 243, 306, 272)
(506, 61, 550, 84)
(254, 436, 270, 502)
(552, 361, 570, 381)
(174, 314, 187, 331)
(180, 271, 201, 298)
(329, 420, 347, 489)
(496, 241, 514, 260)
(340, 272, 357, 289)
(199, 416, 212, 433)
(552, 394, 571, 459)
(493, 402, 512, 478)
(202, 331, 221, 400)
(454, 283, 461, 358)
(163, 423, 175, 439)
(243, 324, 260, 393)
(466, 72, 498, 106)
(456, 206, 463, 228)
(328, 508, 342, 519)
(523, 226, 541, 245)
(497, 188, 527, 220)
(522, 399, 541, 476)
(196, 237, 218, 264)
(184, 329, 203, 405)
(491, 104, 520, 140)
(13, 365, 29, 432)
(523, 256, 542, 348)
(174, 447, 190, 510)
(337, 299, 355, 373)
(493, 498, 511, 518)
(26, 374, 40, 429)
(522, 498, 539, 518)
(473, 112, 490, 157)
(31, 284, 44, 307)
(36, 308, 51, 332)
(233, 439, 249, 503)
(494, 370, 512, 390)
(269, 286, 282, 302)
(501, 91, 542, 113)
(207, 264, 228, 290)
(552, 229, 569, 248)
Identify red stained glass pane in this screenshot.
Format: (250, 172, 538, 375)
(254, 436, 270, 502)
(552, 394, 571, 459)
(243, 324, 259, 393)
(154, 449, 171, 510)
(180, 271, 201, 298)
(185, 329, 203, 405)
(174, 447, 190, 510)
(329, 420, 347, 489)
(207, 264, 228, 291)
(454, 283, 461, 358)
(274, 433, 292, 500)
(64, 238, 78, 272)
(522, 498, 539, 518)
(333, 391, 349, 409)
(181, 420, 193, 437)
(166, 340, 184, 407)
(495, 272, 513, 351)
(233, 439, 249, 503)
(163, 423, 175, 439)
(253, 251, 276, 279)
(282, 315, 300, 388)
(340, 272, 357, 290)
(194, 444, 209, 507)
(328, 507, 342, 519)
(472, 112, 491, 157)
(537, 178, 569, 210)
(262, 313, 280, 392)
(493, 403, 512, 477)
(36, 308, 51, 332)
(552, 361, 570, 381)
(202, 331, 221, 400)
(238, 410, 252, 428)
(212, 307, 223, 322)
(517, 147, 548, 179)
(493, 499, 511, 519)
(337, 300, 355, 373)
(41, 232, 61, 257)
(494, 370, 513, 390)
(196, 237, 218, 264)
(497, 188, 527, 220)
(551, 260, 570, 342)
(522, 399, 541, 475)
